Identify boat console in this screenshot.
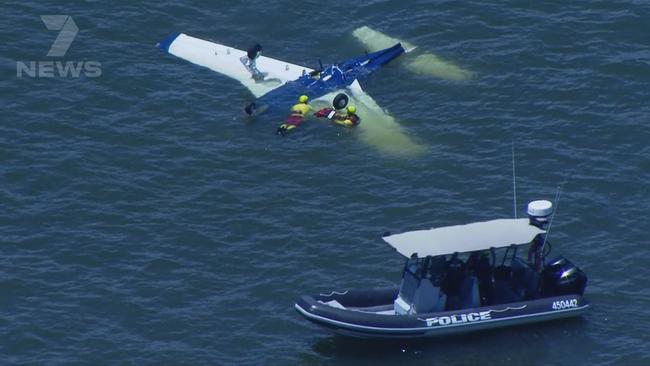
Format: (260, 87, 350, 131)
(393, 200, 587, 315)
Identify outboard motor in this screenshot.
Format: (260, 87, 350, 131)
(540, 256, 588, 296)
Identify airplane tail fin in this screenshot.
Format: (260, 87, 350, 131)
(352, 26, 473, 81)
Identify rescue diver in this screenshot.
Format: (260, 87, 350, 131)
(332, 105, 361, 127)
(240, 43, 266, 81)
(277, 95, 312, 136)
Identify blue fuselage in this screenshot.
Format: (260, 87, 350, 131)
(255, 43, 405, 111)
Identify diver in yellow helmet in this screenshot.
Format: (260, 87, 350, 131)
(332, 105, 360, 127)
(291, 95, 311, 117)
(277, 95, 312, 135)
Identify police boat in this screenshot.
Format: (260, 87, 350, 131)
(295, 200, 589, 338)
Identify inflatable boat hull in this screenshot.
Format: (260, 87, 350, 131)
(295, 287, 589, 338)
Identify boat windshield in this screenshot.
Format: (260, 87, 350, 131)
(399, 268, 419, 303)
(398, 256, 426, 303)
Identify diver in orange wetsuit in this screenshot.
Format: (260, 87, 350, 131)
(331, 105, 360, 127)
(277, 95, 312, 136)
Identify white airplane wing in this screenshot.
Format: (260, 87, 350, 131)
(315, 80, 426, 157)
(158, 33, 313, 98)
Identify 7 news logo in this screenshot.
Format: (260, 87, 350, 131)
(17, 15, 102, 78)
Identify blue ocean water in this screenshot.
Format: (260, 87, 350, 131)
(1, 0, 649, 364)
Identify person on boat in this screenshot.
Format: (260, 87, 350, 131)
(277, 95, 311, 136)
(528, 234, 545, 272)
(467, 251, 494, 306)
(240, 43, 266, 81)
(332, 105, 361, 127)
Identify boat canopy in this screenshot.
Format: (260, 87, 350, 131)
(383, 218, 545, 258)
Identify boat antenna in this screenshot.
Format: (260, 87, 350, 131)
(541, 185, 562, 252)
(511, 141, 517, 219)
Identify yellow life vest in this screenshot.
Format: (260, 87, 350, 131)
(291, 103, 311, 116)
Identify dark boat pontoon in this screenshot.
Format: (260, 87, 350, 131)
(295, 200, 588, 338)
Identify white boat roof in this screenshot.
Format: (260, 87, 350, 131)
(382, 218, 545, 258)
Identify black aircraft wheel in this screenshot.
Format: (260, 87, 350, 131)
(333, 93, 349, 110)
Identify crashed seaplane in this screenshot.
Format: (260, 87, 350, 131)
(157, 27, 471, 155)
